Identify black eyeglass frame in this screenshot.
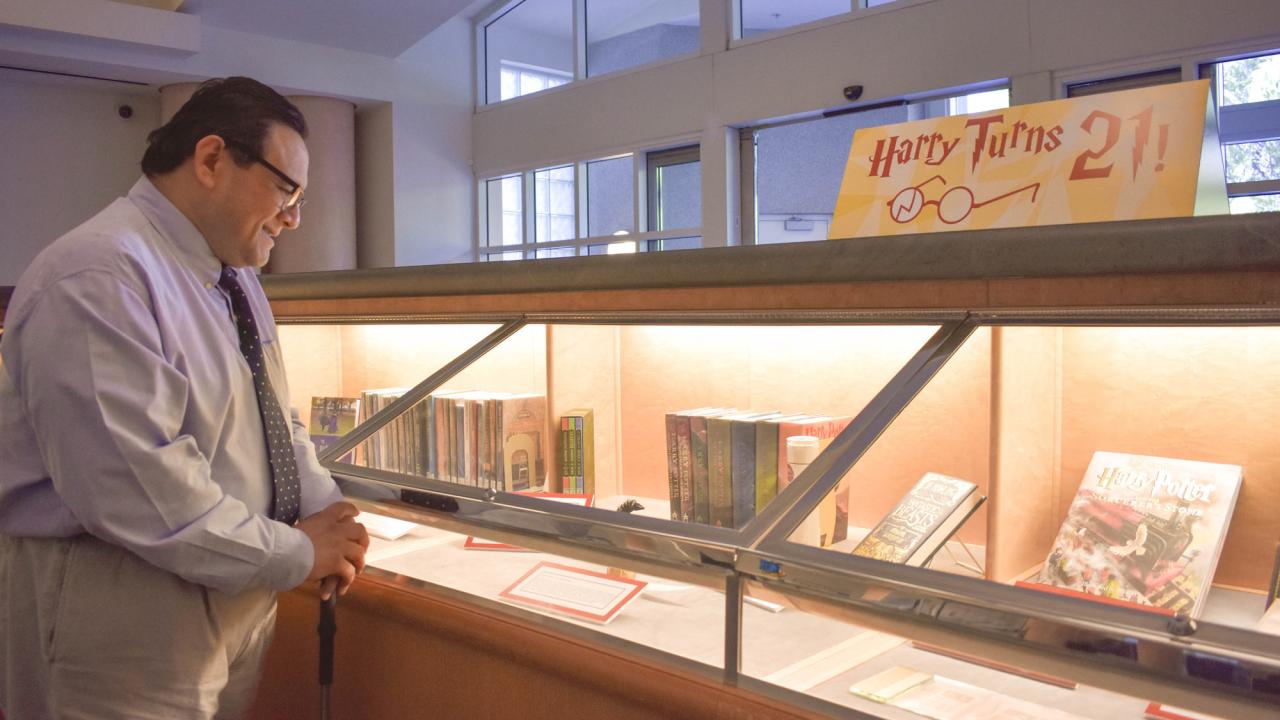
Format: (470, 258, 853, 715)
(224, 138, 307, 212)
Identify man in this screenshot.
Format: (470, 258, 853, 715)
(0, 77, 369, 719)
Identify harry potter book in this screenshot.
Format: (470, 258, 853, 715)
(851, 472, 983, 566)
(1035, 451, 1242, 618)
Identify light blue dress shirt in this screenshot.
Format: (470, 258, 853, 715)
(0, 177, 341, 594)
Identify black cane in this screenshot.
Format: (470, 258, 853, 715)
(318, 577, 339, 720)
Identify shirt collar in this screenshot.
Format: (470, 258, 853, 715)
(128, 175, 223, 287)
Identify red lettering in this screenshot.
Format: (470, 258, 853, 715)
(1069, 111, 1120, 181)
(966, 114, 1004, 172)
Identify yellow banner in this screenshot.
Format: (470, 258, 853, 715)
(829, 80, 1225, 239)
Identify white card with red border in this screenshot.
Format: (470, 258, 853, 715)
(463, 493, 594, 551)
(498, 561, 646, 624)
(1144, 702, 1226, 720)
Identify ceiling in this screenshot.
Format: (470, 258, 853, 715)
(177, 0, 480, 58)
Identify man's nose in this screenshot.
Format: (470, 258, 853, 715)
(279, 205, 301, 230)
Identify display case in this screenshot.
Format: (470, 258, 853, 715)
(250, 214, 1280, 720)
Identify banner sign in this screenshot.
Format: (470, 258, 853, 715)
(829, 80, 1226, 239)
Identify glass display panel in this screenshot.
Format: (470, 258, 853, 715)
(359, 501, 727, 668)
(740, 578, 1236, 719)
(585, 0, 699, 77)
(485, 0, 573, 104)
(276, 323, 506, 441)
(780, 325, 1280, 635)
(286, 322, 937, 526)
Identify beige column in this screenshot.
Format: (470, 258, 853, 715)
(268, 96, 357, 273)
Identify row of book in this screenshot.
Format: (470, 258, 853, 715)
(664, 408, 852, 540)
(559, 409, 594, 494)
(313, 390, 548, 492)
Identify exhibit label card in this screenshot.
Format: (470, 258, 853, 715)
(499, 561, 646, 624)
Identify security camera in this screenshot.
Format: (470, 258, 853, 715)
(843, 85, 864, 102)
(118, 104, 134, 119)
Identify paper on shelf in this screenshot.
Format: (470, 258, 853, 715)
(359, 512, 418, 540)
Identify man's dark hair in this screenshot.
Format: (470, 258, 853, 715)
(141, 76, 307, 177)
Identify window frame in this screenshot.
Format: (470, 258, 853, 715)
(1200, 53, 1280, 209)
(476, 143, 704, 261)
(477, 0, 704, 108)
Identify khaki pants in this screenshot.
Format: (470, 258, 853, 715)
(0, 534, 276, 720)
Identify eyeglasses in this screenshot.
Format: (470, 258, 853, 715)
(224, 139, 307, 213)
(887, 175, 1039, 225)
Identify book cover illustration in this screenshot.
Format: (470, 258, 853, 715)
(500, 394, 547, 492)
(851, 472, 982, 566)
(309, 396, 360, 462)
(1037, 451, 1242, 617)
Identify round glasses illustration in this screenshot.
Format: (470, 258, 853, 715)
(887, 175, 1040, 225)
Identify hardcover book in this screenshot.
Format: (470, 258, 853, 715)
(499, 394, 547, 492)
(851, 472, 983, 566)
(1036, 451, 1242, 617)
(689, 409, 730, 525)
(731, 412, 781, 527)
(559, 408, 594, 494)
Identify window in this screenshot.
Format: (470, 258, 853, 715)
(1205, 52, 1280, 214)
(586, 0, 700, 77)
(1065, 67, 1181, 98)
(482, 0, 702, 105)
(739, 1, 899, 39)
(479, 147, 702, 261)
(534, 165, 575, 244)
(499, 61, 570, 101)
(484, 0, 573, 104)
(744, 86, 1009, 245)
(648, 146, 701, 232)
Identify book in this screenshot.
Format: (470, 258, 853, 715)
(731, 412, 780, 528)
(690, 409, 729, 525)
(707, 411, 771, 528)
(1036, 451, 1243, 617)
(664, 407, 721, 523)
(848, 666, 933, 703)
(850, 472, 983, 567)
(559, 409, 593, 494)
(565, 408, 594, 495)
(754, 414, 807, 517)
(499, 394, 547, 492)
(309, 396, 360, 462)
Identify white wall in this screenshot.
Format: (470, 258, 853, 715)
(0, 0, 474, 277)
(0, 73, 158, 285)
(390, 17, 476, 266)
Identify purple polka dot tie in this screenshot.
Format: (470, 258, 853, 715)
(219, 266, 301, 526)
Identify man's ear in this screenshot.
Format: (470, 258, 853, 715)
(191, 135, 226, 190)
